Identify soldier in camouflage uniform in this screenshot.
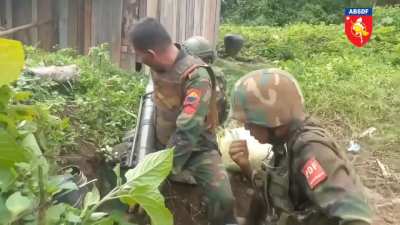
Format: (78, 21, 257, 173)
(129, 18, 237, 225)
(183, 36, 229, 124)
(228, 69, 372, 225)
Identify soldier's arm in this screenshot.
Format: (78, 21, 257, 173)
(166, 68, 212, 170)
(293, 143, 372, 225)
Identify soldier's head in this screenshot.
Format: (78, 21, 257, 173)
(230, 69, 306, 145)
(183, 36, 216, 64)
(129, 17, 178, 72)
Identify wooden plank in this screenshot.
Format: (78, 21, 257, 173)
(146, 0, 158, 17)
(185, 0, 195, 39)
(67, 0, 79, 50)
(37, 0, 56, 50)
(12, 0, 33, 44)
(92, 0, 123, 64)
(5, 0, 12, 29)
(139, 0, 147, 18)
(58, 0, 69, 48)
(178, 0, 187, 42)
(120, 0, 141, 70)
(203, 0, 217, 46)
(193, 0, 203, 36)
(159, 0, 177, 41)
(83, 0, 92, 54)
(31, 0, 38, 43)
(213, 0, 221, 48)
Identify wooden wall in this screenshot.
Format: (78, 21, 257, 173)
(120, 0, 221, 70)
(0, 0, 56, 50)
(1, 0, 222, 70)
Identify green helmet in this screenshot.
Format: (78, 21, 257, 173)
(183, 36, 216, 63)
(230, 69, 305, 128)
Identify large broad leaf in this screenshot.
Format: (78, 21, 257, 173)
(124, 148, 173, 187)
(0, 39, 24, 86)
(5, 191, 33, 220)
(121, 149, 173, 225)
(45, 204, 66, 225)
(21, 133, 49, 173)
(0, 167, 16, 191)
(0, 129, 28, 167)
(0, 196, 12, 224)
(124, 187, 173, 225)
(0, 85, 12, 111)
(83, 185, 100, 210)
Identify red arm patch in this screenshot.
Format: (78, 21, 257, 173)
(302, 157, 328, 189)
(183, 89, 201, 114)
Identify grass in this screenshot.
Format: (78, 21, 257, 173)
(216, 6, 400, 153)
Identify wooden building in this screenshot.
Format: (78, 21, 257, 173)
(0, 0, 221, 70)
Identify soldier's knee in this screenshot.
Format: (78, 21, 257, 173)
(211, 187, 235, 210)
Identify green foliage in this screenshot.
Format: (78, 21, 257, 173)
(22, 44, 145, 153)
(79, 149, 174, 225)
(221, 0, 394, 26)
(1, 42, 172, 225)
(0, 38, 24, 86)
(218, 6, 400, 144)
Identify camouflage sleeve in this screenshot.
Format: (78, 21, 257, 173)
(167, 68, 212, 170)
(292, 143, 372, 225)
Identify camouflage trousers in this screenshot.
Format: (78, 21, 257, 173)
(173, 149, 237, 225)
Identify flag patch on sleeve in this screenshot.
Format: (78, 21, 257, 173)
(183, 89, 201, 114)
(302, 157, 327, 189)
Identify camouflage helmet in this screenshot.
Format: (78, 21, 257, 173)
(230, 69, 305, 128)
(183, 36, 216, 63)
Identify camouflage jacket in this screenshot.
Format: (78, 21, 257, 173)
(252, 118, 372, 225)
(151, 49, 219, 170)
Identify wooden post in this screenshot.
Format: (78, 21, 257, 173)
(58, 0, 69, 48)
(5, 0, 13, 29)
(84, 0, 92, 54)
(31, 0, 38, 43)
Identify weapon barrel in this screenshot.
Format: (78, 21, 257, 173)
(126, 80, 155, 167)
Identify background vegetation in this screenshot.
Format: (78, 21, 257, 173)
(217, 6, 400, 151)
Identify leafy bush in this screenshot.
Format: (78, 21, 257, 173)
(218, 6, 400, 143)
(221, 0, 395, 26)
(21, 45, 145, 153)
(1, 39, 173, 225)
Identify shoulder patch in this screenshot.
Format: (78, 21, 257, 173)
(302, 157, 327, 189)
(183, 89, 201, 114)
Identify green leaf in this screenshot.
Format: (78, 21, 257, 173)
(0, 196, 12, 224)
(90, 212, 108, 221)
(0, 129, 28, 167)
(126, 188, 172, 225)
(0, 168, 16, 191)
(47, 175, 78, 195)
(0, 85, 12, 111)
(94, 217, 114, 225)
(113, 163, 121, 187)
(66, 211, 81, 223)
(21, 133, 49, 173)
(0, 39, 25, 86)
(14, 91, 32, 101)
(45, 204, 66, 225)
(5, 191, 33, 219)
(121, 149, 174, 225)
(108, 211, 138, 225)
(124, 148, 173, 187)
(83, 185, 100, 210)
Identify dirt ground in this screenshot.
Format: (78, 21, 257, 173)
(60, 137, 400, 225)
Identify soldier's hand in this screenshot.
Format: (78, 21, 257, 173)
(229, 140, 250, 169)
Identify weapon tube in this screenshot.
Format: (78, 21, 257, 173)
(126, 79, 155, 167)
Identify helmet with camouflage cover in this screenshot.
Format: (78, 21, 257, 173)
(230, 68, 305, 128)
(183, 36, 216, 63)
